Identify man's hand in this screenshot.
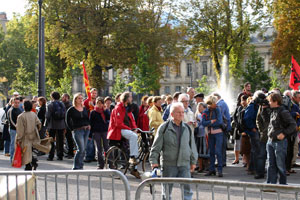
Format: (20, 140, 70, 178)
(277, 133, 285, 140)
(151, 164, 159, 169)
(190, 164, 196, 172)
(252, 128, 257, 132)
(211, 119, 216, 124)
(242, 132, 247, 136)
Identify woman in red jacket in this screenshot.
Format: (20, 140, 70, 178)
(137, 96, 149, 131)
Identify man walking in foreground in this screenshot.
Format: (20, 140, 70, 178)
(150, 102, 198, 200)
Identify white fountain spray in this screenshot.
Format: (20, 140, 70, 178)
(216, 54, 236, 113)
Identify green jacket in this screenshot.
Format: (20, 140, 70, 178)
(149, 120, 198, 167)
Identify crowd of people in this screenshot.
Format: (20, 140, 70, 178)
(1, 83, 300, 191)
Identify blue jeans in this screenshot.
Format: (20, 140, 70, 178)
(72, 129, 90, 170)
(267, 138, 287, 184)
(208, 132, 223, 173)
(222, 131, 227, 165)
(9, 129, 16, 163)
(162, 165, 193, 200)
(249, 131, 260, 172)
(121, 129, 138, 157)
(85, 137, 95, 161)
(256, 142, 267, 176)
(4, 139, 10, 154)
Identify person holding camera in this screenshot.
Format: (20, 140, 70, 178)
(243, 91, 265, 176)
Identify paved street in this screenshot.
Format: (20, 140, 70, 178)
(1, 150, 300, 199)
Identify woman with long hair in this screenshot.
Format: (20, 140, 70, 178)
(65, 93, 90, 170)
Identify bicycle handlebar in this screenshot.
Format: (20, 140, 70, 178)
(135, 128, 155, 134)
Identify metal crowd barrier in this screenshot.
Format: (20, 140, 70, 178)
(135, 178, 300, 200)
(0, 169, 130, 200)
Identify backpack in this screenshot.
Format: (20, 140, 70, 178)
(52, 101, 65, 120)
(282, 95, 292, 112)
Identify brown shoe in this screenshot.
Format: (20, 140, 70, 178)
(4, 153, 10, 157)
(130, 170, 141, 179)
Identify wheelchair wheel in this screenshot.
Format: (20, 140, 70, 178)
(105, 146, 129, 175)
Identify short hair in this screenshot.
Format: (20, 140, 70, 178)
(178, 93, 190, 102)
(244, 82, 251, 88)
(187, 87, 194, 93)
(104, 96, 112, 103)
(161, 95, 166, 100)
(115, 93, 122, 101)
(292, 90, 300, 98)
(172, 92, 182, 100)
(170, 102, 184, 114)
(205, 95, 218, 105)
(147, 96, 153, 105)
(12, 97, 20, 102)
(96, 97, 104, 104)
(72, 93, 83, 106)
(283, 90, 292, 98)
(166, 95, 173, 102)
(153, 96, 162, 103)
(252, 90, 264, 101)
(38, 97, 47, 106)
(90, 88, 97, 92)
(268, 93, 283, 105)
(212, 92, 221, 99)
(197, 102, 207, 109)
(141, 95, 148, 103)
(23, 100, 32, 112)
(241, 95, 248, 101)
(120, 92, 131, 103)
(62, 93, 70, 100)
(51, 91, 60, 100)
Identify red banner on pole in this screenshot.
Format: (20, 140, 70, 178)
(289, 56, 300, 90)
(81, 61, 91, 100)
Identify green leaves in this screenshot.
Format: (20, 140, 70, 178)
(127, 43, 161, 95)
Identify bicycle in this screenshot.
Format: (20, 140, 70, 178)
(104, 128, 154, 175)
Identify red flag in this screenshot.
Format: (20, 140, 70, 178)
(81, 61, 92, 100)
(289, 56, 300, 90)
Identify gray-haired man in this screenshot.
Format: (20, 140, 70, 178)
(150, 102, 198, 200)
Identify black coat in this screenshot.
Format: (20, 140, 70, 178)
(268, 106, 297, 141)
(89, 109, 110, 134)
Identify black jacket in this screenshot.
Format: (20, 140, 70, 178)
(89, 109, 110, 134)
(256, 106, 271, 143)
(37, 105, 46, 126)
(268, 106, 297, 141)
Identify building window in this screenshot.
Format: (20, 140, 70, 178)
(176, 65, 181, 77)
(165, 66, 170, 78)
(187, 63, 192, 77)
(202, 61, 207, 75)
(165, 86, 170, 94)
(175, 86, 181, 92)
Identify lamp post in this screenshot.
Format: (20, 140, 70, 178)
(38, 0, 45, 97)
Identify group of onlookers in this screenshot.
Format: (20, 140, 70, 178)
(2, 83, 300, 191)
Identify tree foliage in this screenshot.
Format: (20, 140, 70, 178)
(195, 75, 211, 95)
(9, 60, 37, 96)
(182, 0, 266, 83)
(0, 15, 37, 96)
(26, 0, 183, 94)
(112, 69, 127, 98)
(270, 0, 300, 76)
(239, 47, 271, 91)
(128, 43, 161, 94)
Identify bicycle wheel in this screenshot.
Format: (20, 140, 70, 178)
(142, 151, 150, 172)
(105, 146, 129, 174)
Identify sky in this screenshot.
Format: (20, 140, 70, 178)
(1, 0, 28, 19)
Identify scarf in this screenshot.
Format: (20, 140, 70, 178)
(155, 105, 162, 112)
(94, 106, 106, 121)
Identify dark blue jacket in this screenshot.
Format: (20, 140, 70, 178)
(202, 107, 223, 130)
(291, 102, 300, 127)
(89, 109, 110, 134)
(244, 102, 258, 136)
(163, 104, 171, 121)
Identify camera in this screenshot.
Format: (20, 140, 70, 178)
(255, 93, 269, 106)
